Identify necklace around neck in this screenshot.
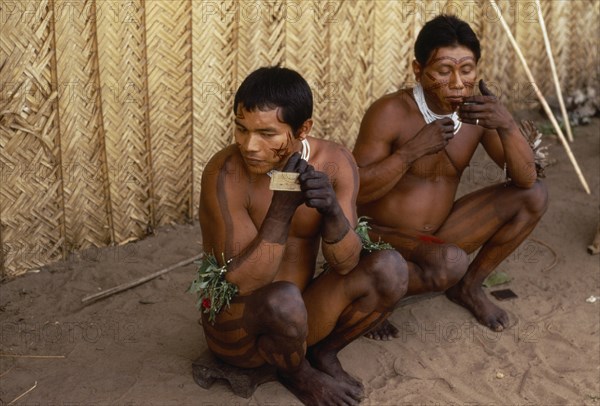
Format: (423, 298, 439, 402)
(267, 138, 310, 178)
(413, 83, 462, 134)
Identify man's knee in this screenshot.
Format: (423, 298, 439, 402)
(422, 244, 467, 291)
(523, 179, 549, 217)
(443, 244, 468, 286)
(365, 249, 409, 305)
(261, 281, 307, 338)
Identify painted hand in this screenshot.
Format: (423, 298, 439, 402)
(459, 80, 517, 132)
(405, 117, 455, 159)
(271, 152, 307, 213)
(298, 165, 339, 215)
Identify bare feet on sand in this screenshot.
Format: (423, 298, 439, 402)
(446, 282, 509, 332)
(307, 347, 364, 396)
(278, 359, 363, 406)
(364, 319, 400, 341)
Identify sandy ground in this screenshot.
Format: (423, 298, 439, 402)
(1, 114, 599, 405)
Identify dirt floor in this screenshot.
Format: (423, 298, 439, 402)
(1, 114, 599, 405)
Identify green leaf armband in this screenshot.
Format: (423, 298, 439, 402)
(188, 253, 238, 324)
(355, 216, 393, 252)
(322, 217, 393, 273)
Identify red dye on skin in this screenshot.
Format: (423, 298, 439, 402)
(418, 235, 445, 244)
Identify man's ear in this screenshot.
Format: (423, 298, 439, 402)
(412, 59, 422, 82)
(295, 119, 313, 140)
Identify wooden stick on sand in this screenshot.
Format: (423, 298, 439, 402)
(81, 253, 203, 304)
(488, 0, 590, 194)
(8, 381, 37, 406)
(0, 354, 65, 359)
(535, 0, 574, 143)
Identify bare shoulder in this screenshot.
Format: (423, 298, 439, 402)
(200, 145, 249, 197)
(358, 89, 416, 143)
(365, 90, 414, 123)
(202, 145, 243, 181)
(309, 137, 357, 172)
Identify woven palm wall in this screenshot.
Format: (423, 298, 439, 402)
(1, 0, 598, 278)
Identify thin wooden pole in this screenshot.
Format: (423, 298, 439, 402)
(488, 0, 590, 194)
(8, 381, 37, 405)
(81, 254, 203, 304)
(535, 0, 574, 143)
(0, 354, 65, 359)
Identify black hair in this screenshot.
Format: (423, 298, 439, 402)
(414, 15, 481, 66)
(233, 66, 313, 135)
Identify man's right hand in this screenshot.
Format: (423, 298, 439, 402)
(401, 117, 455, 161)
(270, 152, 307, 216)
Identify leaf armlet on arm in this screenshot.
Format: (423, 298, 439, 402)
(321, 217, 393, 274)
(355, 216, 393, 252)
(188, 253, 238, 324)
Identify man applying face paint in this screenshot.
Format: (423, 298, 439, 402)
(353, 15, 548, 339)
(198, 66, 408, 405)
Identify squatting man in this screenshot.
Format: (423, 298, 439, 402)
(353, 14, 548, 340)
(193, 66, 408, 405)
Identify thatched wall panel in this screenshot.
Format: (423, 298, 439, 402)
(284, 1, 331, 138)
(328, 1, 374, 148)
(191, 0, 237, 212)
(545, 1, 571, 92)
(145, 0, 194, 226)
(478, 1, 522, 108)
(571, 0, 599, 91)
(516, 1, 548, 100)
(53, 0, 112, 249)
(1, 0, 65, 275)
(372, 2, 416, 99)
(1, 0, 598, 277)
(236, 0, 286, 84)
(96, 0, 154, 242)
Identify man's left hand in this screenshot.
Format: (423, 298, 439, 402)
(459, 79, 517, 133)
(298, 165, 339, 215)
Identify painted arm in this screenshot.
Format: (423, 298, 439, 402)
(353, 97, 455, 204)
(460, 80, 537, 188)
(299, 147, 362, 274)
(199, 151, 305, 295)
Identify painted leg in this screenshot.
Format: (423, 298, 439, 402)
(304, 250, 407, 385)
(361, 229, 469, 340)
(251, 282, 365, 405)
(442, 181, 549, 331)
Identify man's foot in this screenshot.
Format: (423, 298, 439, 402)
(446, 282, 509, 331)
(307, 347, 364, 397)
(278, 359, 363, 406)
(364, 319, 399, 341)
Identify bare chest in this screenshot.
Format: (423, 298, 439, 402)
(396, 128, 481, 179)
(410, 151, 461, 179)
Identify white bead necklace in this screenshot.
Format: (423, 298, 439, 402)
(413, 83, 462, 134)
(267, 138, 310, 177)
(300, 138, 310, 161)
